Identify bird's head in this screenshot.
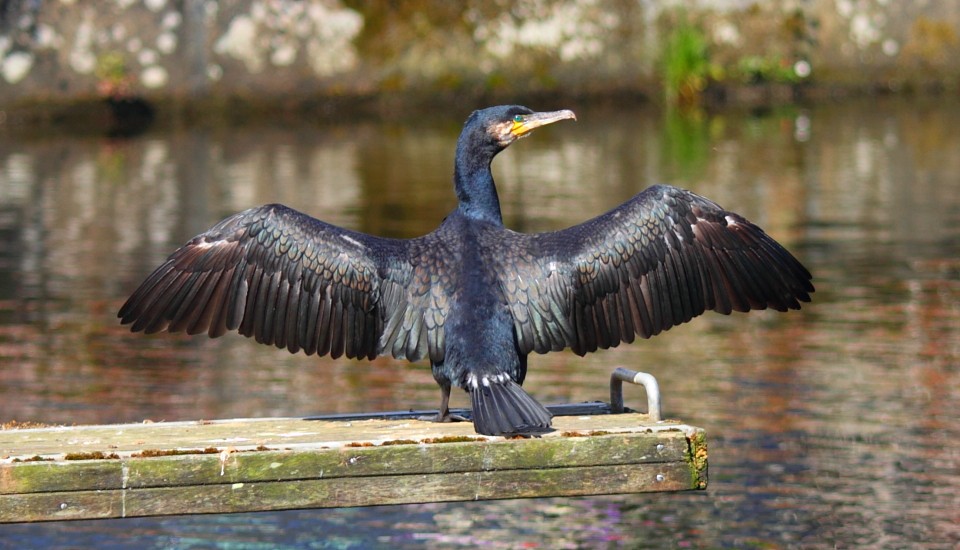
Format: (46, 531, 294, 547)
(467, 105, 577, 149)
(454, 105, 576, 223)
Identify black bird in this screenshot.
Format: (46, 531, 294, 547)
(118, 105, 813, 436)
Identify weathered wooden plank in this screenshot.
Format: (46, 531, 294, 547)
(0, 431, 690, 494)
(0, 413, 708, 522)
(1, 413, 690, 460)
(1, 431, 693, 493)
(0, 461, 122, 494)
(131, 462, 696, 514)
(2, 462, 695, 521)
(125, 431, 690, 489)
(2, 488, 124, 522)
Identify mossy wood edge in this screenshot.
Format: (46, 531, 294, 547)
(0, 413, 707, 523)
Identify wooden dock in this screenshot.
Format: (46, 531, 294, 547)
(1, 404, 707, 523)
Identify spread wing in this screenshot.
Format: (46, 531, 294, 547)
(118, 204, 452, 363)
(495, 184, 814, 356)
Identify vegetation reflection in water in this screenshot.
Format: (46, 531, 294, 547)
(0, 99, 958, 547)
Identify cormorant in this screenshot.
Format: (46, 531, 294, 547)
(118, 105, 813, 436)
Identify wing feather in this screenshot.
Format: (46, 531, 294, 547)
(493, 185, 813, 356)
(119, 204, 454, 364)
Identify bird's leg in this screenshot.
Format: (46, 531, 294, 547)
(437, 382, 453, 420)
(418, 382, 468, 423)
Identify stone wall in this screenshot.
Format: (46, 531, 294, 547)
(0, 0, 958, 111)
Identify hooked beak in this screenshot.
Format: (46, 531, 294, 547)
(510, 109, 577, 138)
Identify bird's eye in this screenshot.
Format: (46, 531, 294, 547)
(513, 115, 524, 123)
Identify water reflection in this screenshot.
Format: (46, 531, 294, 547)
(1, 99, 958, 547)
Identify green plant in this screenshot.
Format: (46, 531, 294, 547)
(95, 51, 133, 97)
(661, 20, 717, 106)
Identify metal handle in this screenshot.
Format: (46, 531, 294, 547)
(610, 367, 662, 421)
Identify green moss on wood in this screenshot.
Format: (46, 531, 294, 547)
(11, 456, 51, 463)
(686, 428, 709, 490)
(132, 447, 220, 458)
(64, 451, 120, 461)
(421, 435, 484, 444)
(2, 421, 61, 430)
(1, 461, 122, 495)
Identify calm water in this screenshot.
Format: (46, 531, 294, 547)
(1, 98, 958, 548)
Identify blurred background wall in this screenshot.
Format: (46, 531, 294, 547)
(0, 0, 958, 119)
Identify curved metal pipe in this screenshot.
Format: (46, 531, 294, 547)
(610, 367, 662, 421)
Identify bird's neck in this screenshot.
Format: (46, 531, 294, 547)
(454, 139, 504, 225)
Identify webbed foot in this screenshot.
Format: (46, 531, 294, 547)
(425, 411, 469, 423)
(417, 383, 468, 423)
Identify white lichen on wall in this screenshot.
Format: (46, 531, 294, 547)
(305, 2, 364, 75)
(712, 19, 741, 46)
(214, 0, 363, 76)
(141, 65, 168, 88)
(156, 11, 180, 56)
(144, 0, 167, 12)
(0, 5, 61, 84)
(215, 15, 261, 71)
(69, 12, 98, 74)
(837, 0, 886, 51)
(0, 36, 28, 83)
(1, 51, 34, 84)
(470, 0, 620, 62)
(0, 0, 958, 101)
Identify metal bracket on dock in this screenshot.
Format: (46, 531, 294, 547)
(610, 367, 662, 421)
(304, 369, 662, 423)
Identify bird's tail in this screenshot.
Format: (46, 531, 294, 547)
(469, 377, 553, 436)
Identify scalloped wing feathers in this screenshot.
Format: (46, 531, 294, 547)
(495, 185, 813, 356)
